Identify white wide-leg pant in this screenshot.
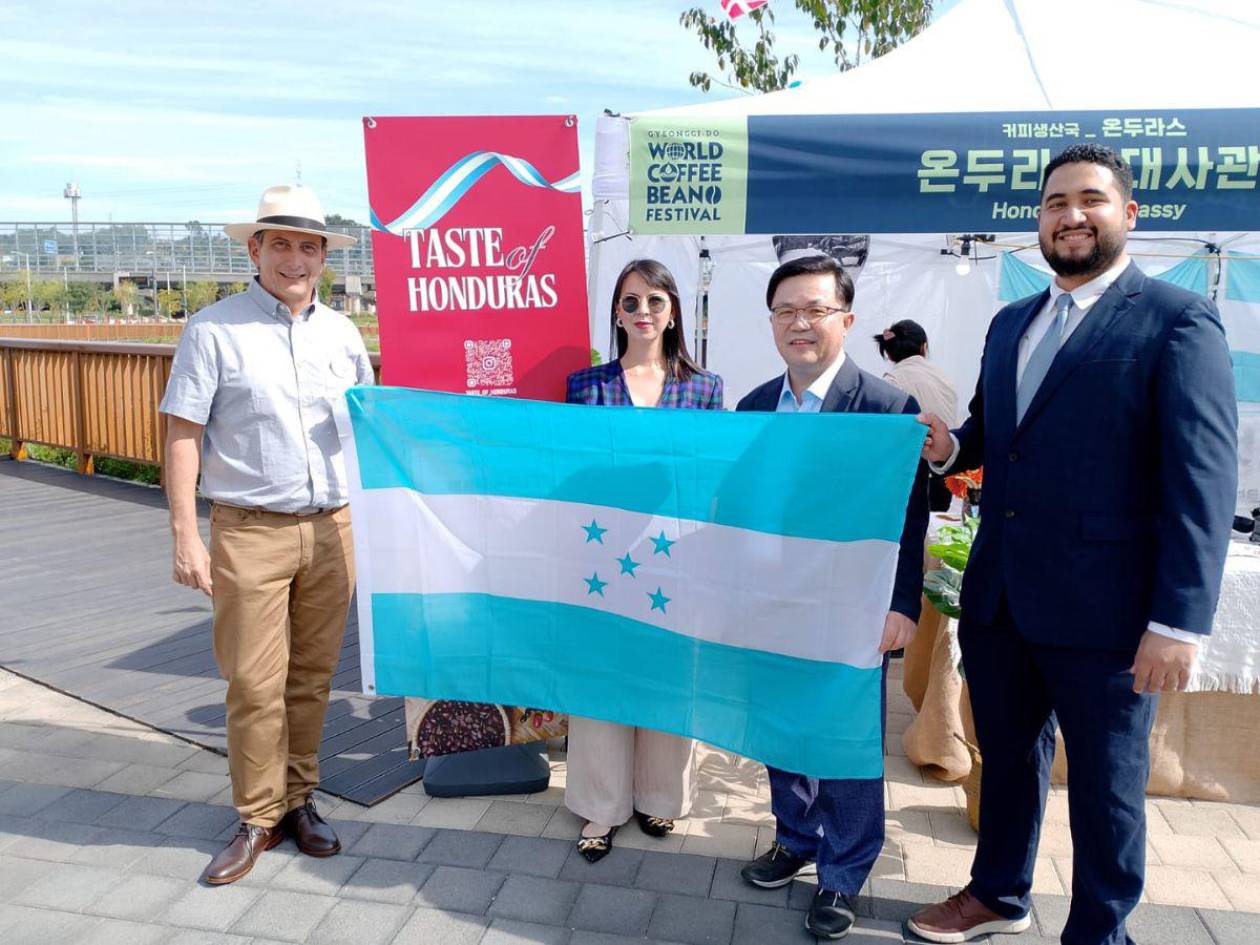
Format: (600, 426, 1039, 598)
(564, 716, 698, 826)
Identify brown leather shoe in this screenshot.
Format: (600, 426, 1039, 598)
(203, 823, 282, 885)
(280, 796, 341, 857)
(907, 890, 1031, 943)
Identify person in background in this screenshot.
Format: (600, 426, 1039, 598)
(875, 319, 959, 513)
(563, 258, 723, 863)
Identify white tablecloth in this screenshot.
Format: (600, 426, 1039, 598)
(1190, 539, 1260, 694)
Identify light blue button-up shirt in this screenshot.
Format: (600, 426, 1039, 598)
(775, 351, 847, 414)
(159, 278, 374, 512)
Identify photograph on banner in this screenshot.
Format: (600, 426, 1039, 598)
(629, 108, 1260, 234)
(363, 114, 591, 398)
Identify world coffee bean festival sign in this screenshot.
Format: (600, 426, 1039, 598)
(628, 108, 1260, 235)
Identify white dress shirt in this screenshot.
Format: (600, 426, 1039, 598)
(933, 258, 1197, 645)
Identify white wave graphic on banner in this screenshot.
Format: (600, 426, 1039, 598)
(370, 151, 579, 235)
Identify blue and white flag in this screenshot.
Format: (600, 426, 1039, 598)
(336, 387, 924, 779)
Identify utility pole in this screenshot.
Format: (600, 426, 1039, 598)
(63, 182, 81, 271)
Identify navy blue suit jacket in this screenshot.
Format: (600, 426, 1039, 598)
(737, 357, 931, 622)
(950, 262, 1237, 649)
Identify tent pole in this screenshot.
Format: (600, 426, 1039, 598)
(696, 240, 713, 369)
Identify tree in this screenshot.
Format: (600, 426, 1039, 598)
(228, 282, 247, 297)
(680, 0, 933, 94)
(66, 282, 95, 315)
(0, 279, 29, 316)
(325, 214, 364, 228)
(185, 281, 218, 314)
(318, 267, 336, 305)
(113, 280, 139, 316)
(157, 288, 183, 318)
(90, 285, 118, 317)
(32, 279, 66, 317)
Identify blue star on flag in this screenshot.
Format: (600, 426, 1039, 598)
(649, 530, 676, 557)
(584, 572, 608, 597)
(617, 552, 641, 577)
(648, 587, 671, 614)
(581, 519, 608, 544)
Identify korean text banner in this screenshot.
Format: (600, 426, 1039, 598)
(629, 109, 1260, 234)
(364, 115, 590, 397)
(335, 387, 926, 779)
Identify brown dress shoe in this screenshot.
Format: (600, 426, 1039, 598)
(280, 796, 341, 857)
(203, 823, 282, 885)
(907, 889, 1031, 943)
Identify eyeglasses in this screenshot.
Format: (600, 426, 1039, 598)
(620, 294, 670, 315)
(769, 305, 846, 325)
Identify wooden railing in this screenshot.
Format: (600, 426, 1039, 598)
(0, 322, 380, 341)
(0, 338, 382, 474)
(0, 324, 185, 342)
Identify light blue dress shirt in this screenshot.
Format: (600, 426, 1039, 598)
(775, 351, 847, 414)
(159, 277, 375, 513)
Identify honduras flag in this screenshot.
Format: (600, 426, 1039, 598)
(336, 387, 924, 779)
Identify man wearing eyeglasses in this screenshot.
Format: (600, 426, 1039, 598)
(735, 254, 929, 940)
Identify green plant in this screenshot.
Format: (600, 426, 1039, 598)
(922, 517, 977, 619)
(95, 457, 161, 485)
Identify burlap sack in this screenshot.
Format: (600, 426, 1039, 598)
(904, 596, 947, 711)
(903, 614, 972, 782)
(1050, 690, 1260, 802)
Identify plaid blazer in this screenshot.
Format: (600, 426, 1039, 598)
(565, 361, 723, 410)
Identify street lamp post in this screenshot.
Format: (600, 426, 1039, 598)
(145, 250, 159, 318)
(13, 251, 34, 323)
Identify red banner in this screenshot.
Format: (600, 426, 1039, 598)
(363, 115, 590, 399)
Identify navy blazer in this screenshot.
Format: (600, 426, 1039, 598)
(737, 357, 931, 623)
(951, 262, 1237, 648)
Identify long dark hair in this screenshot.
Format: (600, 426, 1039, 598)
(611, 259, 703, 382)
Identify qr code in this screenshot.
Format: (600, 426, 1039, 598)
(464, 338, 514, 389)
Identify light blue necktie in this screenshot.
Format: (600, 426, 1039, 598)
(1016, 293, 1073, 423)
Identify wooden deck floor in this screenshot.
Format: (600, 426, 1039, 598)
(0, 457, 422, 805)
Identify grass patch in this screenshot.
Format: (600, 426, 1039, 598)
(0, 436, 160, 485)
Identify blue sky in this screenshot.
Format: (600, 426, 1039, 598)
(0, 0, 960, 223)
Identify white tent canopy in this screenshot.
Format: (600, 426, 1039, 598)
(587, 0, 1260, 508)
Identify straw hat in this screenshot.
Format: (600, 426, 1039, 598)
(223, 184, 357, 249)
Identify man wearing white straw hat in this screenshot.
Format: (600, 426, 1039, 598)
(159, 184, 373, 885)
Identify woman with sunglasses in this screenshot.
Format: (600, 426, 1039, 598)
(563, 258, 723, 863)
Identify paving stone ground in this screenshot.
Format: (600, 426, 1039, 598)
(0, 667, 1256, 944)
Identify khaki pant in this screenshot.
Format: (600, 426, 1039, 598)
(209, 503, 355, 827)
(564, 717, 697, 826)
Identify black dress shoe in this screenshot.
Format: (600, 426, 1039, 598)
(739, 842, 816, 888)
(634, 811, 676, 838)
(576, 824, 618, 863)
(203, 823, 282, 885)
(805, 888, 856, 940)
(280, 797, 341, 857)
